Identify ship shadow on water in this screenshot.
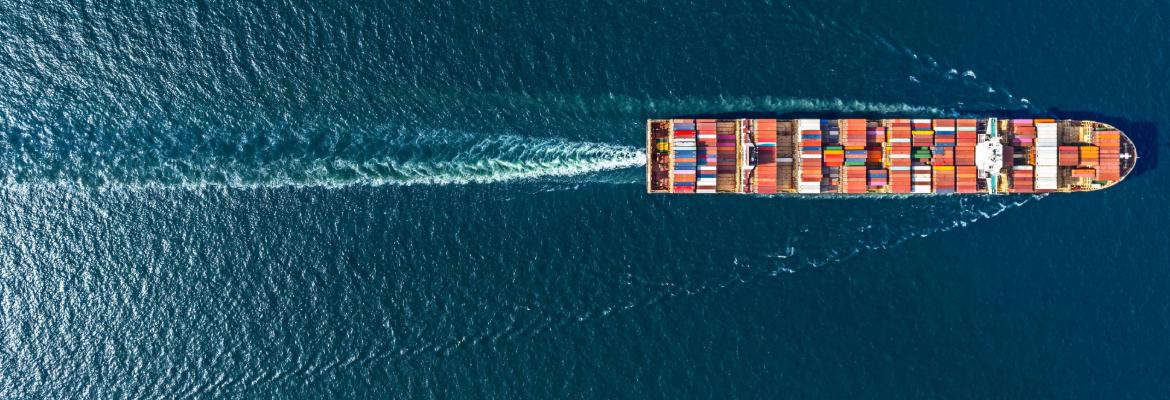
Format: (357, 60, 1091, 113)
(677, 108, 1160, 179)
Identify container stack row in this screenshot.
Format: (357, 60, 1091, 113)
(933, 165, 956, 193)
(912, 165, 932, 193)
(845, 147, 866, 165)
(1058, 146, 1080, 166)
(776, 122, 796, 191)
(912, 119, 934, 146)
(1095, 130, 1122, 180)
(955, 119, 978, 193)
(1009, 119, 1036, 192)
(955, 119, 978, 166)
(956, 165, 978, 193)
(821, 120, 842, 193)
(1035, 121, 1059, 190)
(867, 168, 888, 190)
(841, 119, 867, 147)
(755, 119, 778, 194)
(1079, 145, 1099, 167)
(696, 119, 718, 193)
(824, 146, 844, 167)
(1012, 119, 1036, 146)
(1070, 168, 1097, 179)
(1012, 165, 1035, 192)
(887, 119, 913, 193)
(716, 121, 738, 192)
(798, 119, 823, 193)
(932, 119, 956, 166)
(844, 165, 867, 193)
(671, 119, 697, 193)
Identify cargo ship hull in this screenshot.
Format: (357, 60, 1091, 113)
(647, 118, 1136, 194)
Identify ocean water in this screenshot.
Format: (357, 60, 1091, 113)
(1, 0, 1168, 398)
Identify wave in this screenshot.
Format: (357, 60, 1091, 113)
(259, 193, 1045, 390)
(431, 90, 953, 117)
(774, 0, 1033, 110)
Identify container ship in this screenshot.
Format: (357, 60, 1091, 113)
(646, 118, 1136, 194)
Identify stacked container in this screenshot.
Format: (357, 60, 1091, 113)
(933, 165, 956, 193)
(1058, 145, 1080, 166)
(844, 165, 867, 193)
(1012, 165, 1035, 192)
(843, 120, 867, 171)
(912, 119, 934, 146)
(956, 165, 978, 193)
(955, 119, 978, 166)
(798, 119, 823, 193)
(866, 126, 885, 146)
(1096, 130, 1122, 180)
(755, 119, 778, 194)
(777, 122, 796, 191)
(696, 119, 717, 193)
(841, 119, 867, 147)
(889, 166, 912, 193)
(1076, 145, 1095, 167)
(1012, 119, 1036, 146)
(671, 119, 697, 193)
(913, 146, 933, 161)
(845, 147, 867, 165)
(1071, 168, 1096, 178)
(932, 119, 956, 166)
(716, 121, 738, 192)
(1079, 145, 1099, 167)
(821, 120, 842, 193)
(824, 146, 845, 166)
(888, 119, 913, 193)
(867, 168, 888, 190)
(912, 165, 932, 193)
(1035, 121, 1059, 190)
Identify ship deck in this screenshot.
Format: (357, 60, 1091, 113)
(646, 118, 1136, 195)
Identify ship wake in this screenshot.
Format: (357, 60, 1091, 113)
(0, 131, 646, 189)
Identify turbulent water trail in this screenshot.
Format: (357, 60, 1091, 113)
(0, 131, 645, 189)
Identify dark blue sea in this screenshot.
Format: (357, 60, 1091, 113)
(1, 0, 1168, 398)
